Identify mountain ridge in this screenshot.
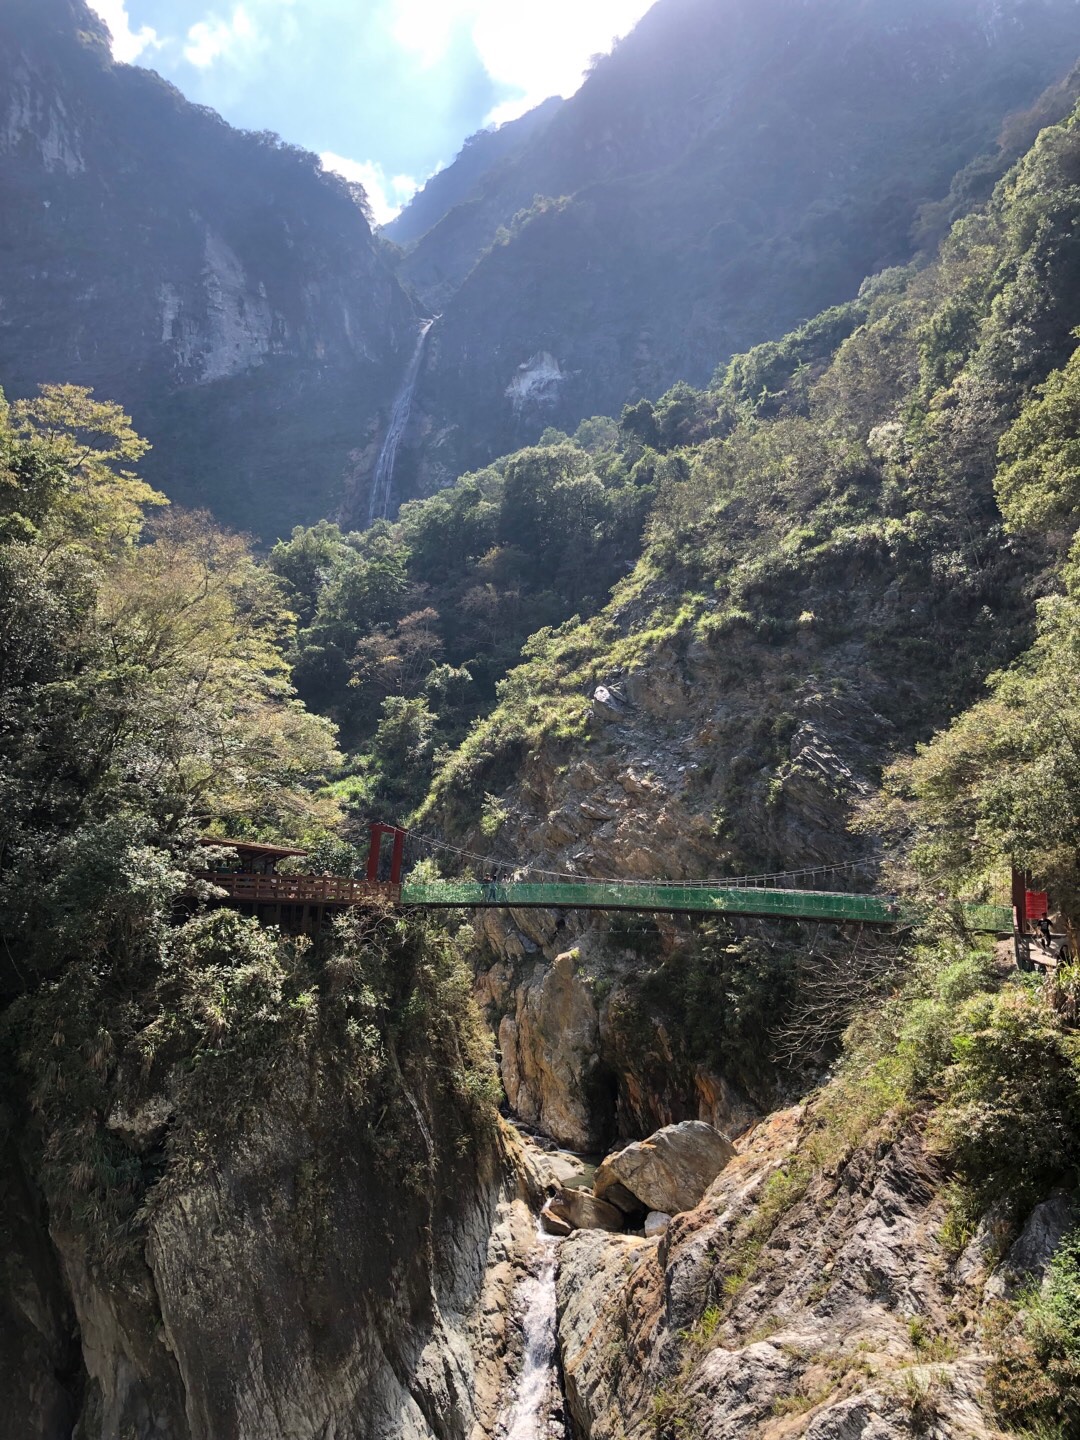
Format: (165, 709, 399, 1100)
(397, 0, 1080, 505)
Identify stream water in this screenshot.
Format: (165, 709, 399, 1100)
(496, 1223, 567, 1440)
(367, 316, 436, 526)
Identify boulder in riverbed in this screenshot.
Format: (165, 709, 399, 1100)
(539, 1204, 574, 1237)
(541, 1186, 625, 1234)
(594, 1121, 735, 1215)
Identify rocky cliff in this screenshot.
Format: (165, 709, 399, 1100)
(465, 639, 887, 1152)
(0, 0, 417, 540)
(0, 912, 545, 1440)
(556, 1107, 1076, 1440)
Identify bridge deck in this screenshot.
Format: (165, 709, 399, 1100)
(398, 881, 1012, 933)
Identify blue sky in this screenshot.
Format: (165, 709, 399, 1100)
(87, 1, 655, 222)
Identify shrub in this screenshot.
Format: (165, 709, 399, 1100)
(933, 988, 1080, 1210)
(988, 1226, 1080, 1436)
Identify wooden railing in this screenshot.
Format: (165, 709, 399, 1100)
(196, 871, 399, 906)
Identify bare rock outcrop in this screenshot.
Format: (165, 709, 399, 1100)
(5, 1049, 540, 1440)
(0, 1117, 79, 1440)
(496, 948, 602, 1150)
(43, 1102, 538, 1440)
(464, 639, 883, 1151)
(554, 1105, 1061, 1440)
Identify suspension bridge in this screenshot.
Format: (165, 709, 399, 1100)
(198, 826, 1015, 934)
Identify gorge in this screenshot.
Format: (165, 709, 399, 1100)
(3, 1, 1080, 1439)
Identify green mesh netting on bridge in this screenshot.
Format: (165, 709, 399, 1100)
(398, 880, 1012, 933)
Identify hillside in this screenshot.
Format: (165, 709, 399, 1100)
(383, 97, 563, 252)
(7, 0, 1080, 539)
(389, 0, 1080, 501)
(402, 87, 1080, 1148)
(0, 0, 416, 539)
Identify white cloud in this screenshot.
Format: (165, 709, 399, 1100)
(184, 5, 261, 70)
(320, 153, 418, 225)
(86, 0, 160, 64)
(390, 0, 655, 119)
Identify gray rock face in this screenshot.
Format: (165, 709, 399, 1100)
(496, 949, 602, 1150)
(594, 1121, 736, 1215)
(465, 636, 879, 1150)
(556, 1229, 654, 1438)
(985, 1193, 1077, 1300)
(0, 1120, 78, 1440)
(555, 1109, 1020, 1440)
(5, 1056, 539, 1440)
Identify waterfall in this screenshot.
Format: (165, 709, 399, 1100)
(497, 1225, 567, 1440)
(367, 316, 437, 526)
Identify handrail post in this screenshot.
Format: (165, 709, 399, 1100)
(367, 823, 387, 883)
(390, 828, 406, 887)
(1012, 864, 1032, 971)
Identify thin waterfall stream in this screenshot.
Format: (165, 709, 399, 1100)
(367, 316, 437, 526)
(496, 1223, 567, 1440)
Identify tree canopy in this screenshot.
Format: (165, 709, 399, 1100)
(0, 386, 340, 987)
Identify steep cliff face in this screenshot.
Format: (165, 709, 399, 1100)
(0, 0, 416, 540)
(397, 0, 1080, 496)
(37, 1088, 529, 1440)
(0, 914, 543, 1440)
(464, 633, 894, 1152)
(0, 1118, 80, 1439)
(555, 1108, 1074, 1440)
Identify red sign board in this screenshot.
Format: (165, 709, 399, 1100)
(1025, 890, 1049, 921)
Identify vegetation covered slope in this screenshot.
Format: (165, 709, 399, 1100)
(375, 96, 1080, 1190)
(266, 415, 687, 821)
(401, 0, 1080, 496)
(0, 384, 508, 1438)
(398, 96, 1080, 1437)
(418, 95, 1080, 889)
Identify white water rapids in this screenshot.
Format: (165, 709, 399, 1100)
(367, 316, 436, 526)
(496, 1223, 567, 1440)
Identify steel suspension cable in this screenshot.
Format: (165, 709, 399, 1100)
(405, 829, 874, 892)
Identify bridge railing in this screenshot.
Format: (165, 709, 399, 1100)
(196, 872, 399, 906)
(398, 880, 1012, 932)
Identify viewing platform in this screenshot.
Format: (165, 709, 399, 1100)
(193, 838, 397, 931)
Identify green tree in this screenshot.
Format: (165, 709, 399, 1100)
(878, 588, 1080, 928)
(0, 413, 340, 985)
(997, 339, 1080, 534)
(1, 383, 164, 553)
